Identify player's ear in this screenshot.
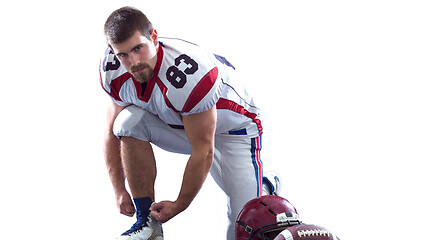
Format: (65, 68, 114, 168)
(150, 28, 159, 46)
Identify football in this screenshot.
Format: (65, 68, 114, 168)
(273, 224, 339, 240)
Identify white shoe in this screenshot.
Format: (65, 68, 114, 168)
(262, 171, 281, 196)
(116, 212, 163, 240)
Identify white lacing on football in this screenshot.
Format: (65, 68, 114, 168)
(297, 229, 330, 237)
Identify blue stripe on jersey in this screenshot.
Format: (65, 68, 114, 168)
(214, 54, 236, 70)
(250, 135, 263, 197)
(228, 128, 247, 135)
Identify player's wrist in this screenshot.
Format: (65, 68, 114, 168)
(113, 185, 129, 196)
(174, 198, 190, 213)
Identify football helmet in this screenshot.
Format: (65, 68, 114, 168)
(236, 195, 301, 240)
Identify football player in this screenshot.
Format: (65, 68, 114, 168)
(100, 6, 270, 240)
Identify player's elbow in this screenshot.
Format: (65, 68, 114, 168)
(205, 147, 214, 168)
(193, 145, 214, 172)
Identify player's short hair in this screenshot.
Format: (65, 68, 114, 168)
(104, 6, 153, 45)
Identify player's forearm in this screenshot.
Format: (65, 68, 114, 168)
(175, 148, 213, 211)
(177, 107, 216, 212)
(104, 131, 126, 194)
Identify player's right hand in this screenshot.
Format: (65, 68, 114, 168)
(115, 190, 135, 217)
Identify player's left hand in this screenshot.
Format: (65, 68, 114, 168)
(150, 200, 182, 223)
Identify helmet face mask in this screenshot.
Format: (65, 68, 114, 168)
(236, 196, 301, 240)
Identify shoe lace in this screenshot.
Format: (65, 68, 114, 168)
(123, 211, 149, 235)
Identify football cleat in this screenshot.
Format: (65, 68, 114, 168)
(116, 211, 163, 240)
(262, 171, 281, 196)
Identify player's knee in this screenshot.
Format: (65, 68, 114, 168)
(113, 105, 151, 140)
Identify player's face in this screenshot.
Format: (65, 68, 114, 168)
(111, 30, 159, 83)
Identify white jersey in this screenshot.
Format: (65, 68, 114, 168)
(100, 38, 262, 136)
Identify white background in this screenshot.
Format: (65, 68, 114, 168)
(0, 0, 422, 239)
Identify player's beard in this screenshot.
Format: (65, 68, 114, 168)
(130, 63, 154, 83)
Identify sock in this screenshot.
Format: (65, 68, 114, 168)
(133, 197, 153, 214)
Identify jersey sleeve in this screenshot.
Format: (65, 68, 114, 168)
(179, 66, 221, 115)
(99, 48, 132, 107)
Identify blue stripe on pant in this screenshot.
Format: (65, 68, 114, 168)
(250, 135, 263, 197)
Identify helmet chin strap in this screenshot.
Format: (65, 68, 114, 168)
(236, 220, 254, 235)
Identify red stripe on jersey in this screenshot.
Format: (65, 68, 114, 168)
(155, 79, 180, 112)
(103, 72, 133, 102)
(181, 67, 219, 113)
(216, 98, 263, 135)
